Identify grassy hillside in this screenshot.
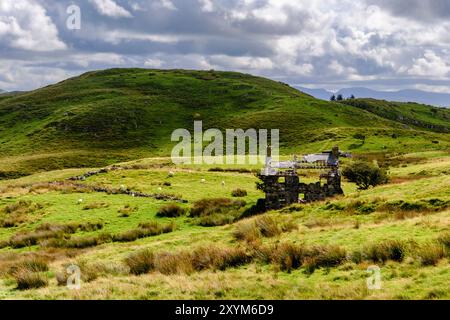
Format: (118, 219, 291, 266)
(0, 151, 448, 299)
(0, 69, 449, 299)
(341, 98, 450, 132)
(0, 69, 449, 178)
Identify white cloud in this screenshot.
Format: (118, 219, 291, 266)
(160, 0, 177, 10)
(144, 58, 163, 68)
(2, 0, 450, 93)
(0, 0, 66, 51)
(408, 50, 450, 77)
(198, 0, 214, 12)
(89, 0, 133, 18)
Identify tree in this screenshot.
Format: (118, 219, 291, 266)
(330, 95, 336, 101)
(336, 94, 344, 101)
(342, 161, 388, 190)
(350, 94, 355, 99)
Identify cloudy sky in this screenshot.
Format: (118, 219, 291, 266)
(1, 0, 450, 93)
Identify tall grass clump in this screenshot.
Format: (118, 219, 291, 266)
(156, 204, 186, 218)
(190, 198, 246, 217)
(190, 198, 247, 226)
(231, 188, 248, 197)
(416, 243, 446, 266)
(437, 232, 450, 249)
(268, 243, 347, 273)
(112, 221, 176, 242)
(124, 245, 250, 275)
(234, 215, 297, 242)
(8, 257, 49, 274)
(12, 269, 48, 290)
(125, 250, 155, 275)
(363, 240, 407, 263)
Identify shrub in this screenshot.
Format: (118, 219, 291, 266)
(231, 188, 248, 197)
(416, 243, 446, 266)
(156, 204, 186, 218)
(13, 269, 48, 290)
(364, 240, 407, 263)
(342, 161, 388, 190)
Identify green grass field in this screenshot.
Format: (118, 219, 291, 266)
(0, 69, 449, 300)
(0, 150, 448, 300)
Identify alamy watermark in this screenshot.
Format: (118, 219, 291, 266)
(366, 265, 382, 290)
(66, 264, 81, 290)
(66, 4, 81, 30)
(171, 121, 279, 165)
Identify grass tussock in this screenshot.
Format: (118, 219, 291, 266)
(190, 198, 247, 226)
(118, 204, 138, 217)
(82, 202, 110, 210)
(231, 188, 248, 197)
(234, 215, 297, 242)
(416, 243, 446, 266)
(437, 232, 450, 249)
(112, 221, 176, 243)
(0, 200, 44, 228)
(156, 204, 186, 218)
(4, 221, 103, 249)
(8, 257, 49, 275)
(361, 240, 408, 263)
(43, 222, 176, 249)
(125, 245, 250, 275)
(13, 269, 48, 290)
(323, 198, 449, 219)
(268, 243, 347, 273)
(190, 198, 246, 217)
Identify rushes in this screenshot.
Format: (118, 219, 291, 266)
(9, 257, 49, 291)
(416, 243, 446, 266)
(125, 246, 250, 275)
(112, 221, 176, 242)
(363, 240, 408, 263)
(13, 270, 48, 290)
(156, 204, 186, 218)
(233, 215, 297, 242)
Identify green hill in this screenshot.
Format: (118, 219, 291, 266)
(0, 68, 448, 177)
(341, 98, 450, 132)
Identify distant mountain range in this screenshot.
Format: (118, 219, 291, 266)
(295, 86, 450, 108)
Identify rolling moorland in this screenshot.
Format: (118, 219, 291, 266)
(0, 69, 449, 299)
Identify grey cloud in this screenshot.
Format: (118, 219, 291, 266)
(367, 0, 450, 21)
